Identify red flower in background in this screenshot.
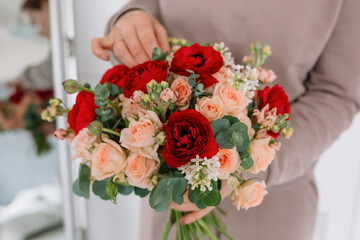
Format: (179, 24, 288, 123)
(36, 90, 53, 100)
(123, 61, 168, 98)
(170, 44, 223, 88)
(9, 87, 25, 104)
(100, 64, 129, 89)
(162, 109, 219, 168)
(68, 91, 98, 135)
(257, 84, 291, 139)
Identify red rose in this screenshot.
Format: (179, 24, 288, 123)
(100, 64, 129, 89)
(68, 91, 99, 135)
(170, 44, 223, 88)
(162, 109, 219, 168)
(123, 61, 168, 98)
(9, 87, 24, 104)
(257, 84, 291, 139)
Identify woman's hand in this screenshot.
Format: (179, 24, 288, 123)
(92, 10, 170, 67)
(170, 180, 232, 225)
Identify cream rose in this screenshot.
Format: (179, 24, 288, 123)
(195, 96, 227, 122)
(213, 66, 231, 84)
(91, 139, 127, 181)
(170, 76, 192, 110)
(125, 152, 158, 189)
(248, 137, 276, 174)
(218, 148, 240, 179)
(232, 180, 268, 210)
(213, 84, 249, 114)
(71, 128, 99, 160)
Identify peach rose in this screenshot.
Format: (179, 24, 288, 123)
(213, 84, 249, 114)
(125, 152, 158, 189)
(71, 128, 99, 160)
(170, 76, 192, 110)
(119, 94, 144, 119)
(232, 180, 268, 210)
(218, 148, 240, 179)
(120, 110, 161, 160)
(248, 137, 276, 174)
(195, 96, 226, 122)
(213, 66, 231, 84)
(91, 139, 127, 181)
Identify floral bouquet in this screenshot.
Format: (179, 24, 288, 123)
(44, 39, 293, 239)
(0, 86, 54, 155)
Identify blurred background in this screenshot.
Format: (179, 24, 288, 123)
(0, 0, 359, 240)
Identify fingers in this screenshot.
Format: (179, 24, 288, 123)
(122, 24, 151, 63)
(153, 20, 170, 52)
(113, 40, 138, 67)
(170, 201, 198, 212)
(180, 207, 215, 225)
(135, 20, 160, 58)
(91, 37, 113, 61)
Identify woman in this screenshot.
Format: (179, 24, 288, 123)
(92, 0, 360, 239)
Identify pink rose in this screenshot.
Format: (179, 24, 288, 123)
(125, 152, 158, 189)
(195, 96, 226, 122)
(53, 128, 74, 144)
(131, 90, 145, 103)
(170, 76, 192, 110)
(257, 68, 277, 83)
(232, 180, 268, 210)
(218, 148, 240, 179)
(120, 110, 162, 160)
(71, 128, 99, 160)
(91, 139, 127, 181)
(248, 137, 276, 174)
(213, 84, 249, 114)
(160, 88, 178, 103)
(212, 66, 230, 84)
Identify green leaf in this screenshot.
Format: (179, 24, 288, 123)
(152, 47, 168, 61)
(202, 190, 221, 206)
(105, 181, 119, 204)
(134, 187, 150, 197)
(215, 131, 234, 149)
(109, 84, 120, 96)
(230, 131, 243, 146)
(230, 122, 248, 135)
(222, 115, 240, 125)
(95, 83, 110, 99)
(94, 98, 108, 108)
(78, 164, 91, 193)
(93, 179, 110, 200)
(88, 121, 103, 136)
(239, 150, 250, 159)
(241, 157, 254, 169)
(194, 199, 207, 209)
(117, 184, 134, 195)
(169, 178, 187, 205)
(188, 79, 196, 87)
(211, 118, 231, 137)
(236, 135, 250, 152)
(73, 179, 89, 199)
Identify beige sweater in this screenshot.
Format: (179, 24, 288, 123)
(103, 1, 360, 239)
(107, 0, 360, 188)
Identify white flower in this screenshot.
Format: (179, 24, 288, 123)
(178, 153, 220, 192)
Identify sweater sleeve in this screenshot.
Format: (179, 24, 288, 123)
(19, 53, 53, 90)
(266, 0, 360, 187)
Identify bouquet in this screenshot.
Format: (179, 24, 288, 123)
(44, 39, 293, 239)
(0, 86, 54, 155)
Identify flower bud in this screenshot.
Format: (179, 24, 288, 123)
(271, 125, 280, 133)
(270, 141, 281, 151)
(41, 109, 55, 122)
(155, 131, 166, 145)
(62, 79, 79, 94)
(87, 121, 103, 136)
(160, 88, 177, 103)
(142, 94, 150, 103)
(160, 81, 169, 89)
(105, 181, 119, 204)
(227, 176, 240, 190)
(49, 98, 61, 106)
(263, 45, 272, 56)
(131, 90, 144, 103)
(284, 128, 294, 139)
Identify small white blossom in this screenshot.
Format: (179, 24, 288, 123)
(178, 153, 220, 192)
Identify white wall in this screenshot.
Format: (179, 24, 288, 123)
(71, 1, 141, 240)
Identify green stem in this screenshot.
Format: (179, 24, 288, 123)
(78, 85, 95, 94)
(161, 221, 173, 240)
(102, 128, 121, 137)
(107, 99, 122, 115)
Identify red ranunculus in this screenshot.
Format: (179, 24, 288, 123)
(257, 84, 291, 139)
(68, 91, 99, 135)
(162, 109, 219, 168)
(170, 44, 223, 88)
(123, 61, 168, 98)
(100, 64, 129, 89)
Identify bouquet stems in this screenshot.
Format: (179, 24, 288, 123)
(161, 209, 233, 240)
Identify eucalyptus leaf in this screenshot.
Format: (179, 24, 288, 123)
(241, 157, 254, 169)
(93, 180, 110, 200)
(211, 118, 231, 137)
(78, 164, 90, 193)
(202, 190, 221, 206)
(73, 179, 89, 199)
(134, 187, 150, 197)
(222, 115, 240, 124)
(215, 131, 235, 149)
(117, 184, 134, 195)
